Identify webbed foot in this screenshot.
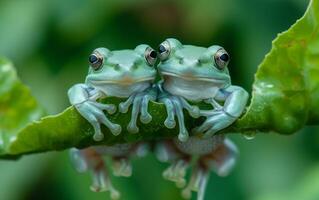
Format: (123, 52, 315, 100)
(163, 159, 189, 188)
(181, 167, 209, 200)
(90, 168, 121, 200)
(159, 94, 200, 142)
(69, 148, 121, 200)
(119, 87, 157, 134)
(112, 158, 132, 177)
(193, 109, 236, 138)
(206, 138, 238, 176)
(75, 101, 121, 141)
(69, 148, 89, 173)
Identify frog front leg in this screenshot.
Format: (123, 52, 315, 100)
(194, 86, 248, 137)
(68, 84, 122, 141)
(119, 85, 157, 133)
(158, 83, 200, 142)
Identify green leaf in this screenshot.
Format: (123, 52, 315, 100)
(1, 0, 319, 158)
(0, 58, 44, 157)
(234, 0, 319, 134)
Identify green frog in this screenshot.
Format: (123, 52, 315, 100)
(157, 38, 248, 141)
(68, 45, 157, 200)
(68, 45, 157, 140)
(155, 38, 248, 200)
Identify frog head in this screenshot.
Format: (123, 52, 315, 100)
(85, 44, 157, 97)
(157, 38, 231, 101)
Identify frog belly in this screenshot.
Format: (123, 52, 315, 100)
(174, 135, 224, 155)
(93, 144, 133, 156)
(163, 76, 220, 101)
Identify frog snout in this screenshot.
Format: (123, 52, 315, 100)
(118, 63, 136, 71)
(179, 58, 200, 66)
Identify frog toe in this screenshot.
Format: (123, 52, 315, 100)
(164, 118, 176, 129)
(110, 124, 122, 136)
(93, 132, 104, 141)
(160, 97, 176, 128)
(119, 102, 129, 113)
(110, 190, 121, 200)
(182, 167, 209, 200)
(178, 97, 200, 118)
(91, 102, 117, 114)
(189, 106, 200, 118)
(178, 129, 189, 142)
(91, 168, 121, 200)
(140, 112, 152, 124)
(98, 113, 122, 136)
(140, 94, 154, 124)
(204, 118, 233, 138)
(113, 158, 132, 177)
(69, 148, 88, 172)
(119, 95, 135, 113)
(172, 160, 188, 188)
(127, 122, 139, 134)
(171, 98, 189, 142)
(106, 104, 117, 115)
(90, 120, 104, 141)
(193, 117, 215, 134)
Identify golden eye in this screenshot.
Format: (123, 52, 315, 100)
(145, 47, 157, 66)
(158, 41, 170, 61)
(89, 52, 103, 70)
(214, 48, 230, 70)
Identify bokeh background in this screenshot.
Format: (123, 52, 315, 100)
(1, 0, 318, 200)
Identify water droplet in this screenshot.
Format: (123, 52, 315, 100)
(241, 132, 256, 140)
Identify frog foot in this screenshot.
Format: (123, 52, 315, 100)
(208, 138, 238, 177)
(119, 88, 157, 134)
(90, 168, 121, 200)
(163, 160, 189, 188)
(181, 167, 209, 200)
(135, 142, 150, 157)
(75, 101, 121, 141)
(160, 95, 200, 142)
(112, 158, 132, 177)
(193, 109, 236, 138)
(69, 148, 89, 173)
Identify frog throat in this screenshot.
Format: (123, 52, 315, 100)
(160, 70, 229, 84)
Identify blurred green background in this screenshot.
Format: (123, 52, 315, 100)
(1, 0, 319, 200)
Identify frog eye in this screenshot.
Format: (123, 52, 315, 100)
(144, 47, 157, 66)
(89, 53, 103, 70)
(158, 41, 171, 61)
(214, 48, 230, 70)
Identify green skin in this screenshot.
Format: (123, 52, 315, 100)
(157, 38, 249, 141)
(68, 45, 157, 199)
(68, 44, 157, 141)
(156, 38, 249, 200)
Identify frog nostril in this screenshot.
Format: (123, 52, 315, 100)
(180, 59, 200, 66)
(114, 64, 120, 71)
(132, 64, 138, 70)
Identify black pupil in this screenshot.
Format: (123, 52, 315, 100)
(220, 53, 229, 62)
(158, 45, 166, 54)
(149, 50, 157, 58)
(89, 55, 98, 64)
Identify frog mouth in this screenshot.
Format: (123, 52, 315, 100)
(89, 76, 155, 85)
(161, 71, 228, 84)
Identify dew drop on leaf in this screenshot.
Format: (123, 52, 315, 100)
(241, 132, 256, 140)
